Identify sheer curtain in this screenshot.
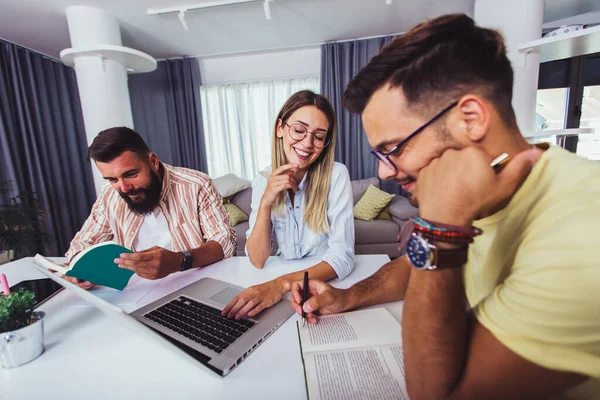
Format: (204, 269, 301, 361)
(200, 77, 319, 180)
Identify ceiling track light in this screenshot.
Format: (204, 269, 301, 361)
(178, 10, 189, 31)
(148, 0, 277, 30)
(263, 0, 272, 21)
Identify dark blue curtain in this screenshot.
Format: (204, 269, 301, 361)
(129, 58, 208, 172)
(0, 39, 95, 257)
(321, 35, 406, 194)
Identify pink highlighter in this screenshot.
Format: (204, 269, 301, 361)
(0, 273, 10, 295)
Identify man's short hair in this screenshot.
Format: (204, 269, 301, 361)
(343, 14, 517, 128)
(88, 127, 150, 163)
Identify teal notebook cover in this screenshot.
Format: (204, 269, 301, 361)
(66, 243, 134, 290)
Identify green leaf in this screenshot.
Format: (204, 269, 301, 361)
(0, 288, 38, 333)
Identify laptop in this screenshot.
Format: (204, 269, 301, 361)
(33, 264, 294, 376)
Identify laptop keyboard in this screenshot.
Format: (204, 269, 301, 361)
(144, 296, 255, 354)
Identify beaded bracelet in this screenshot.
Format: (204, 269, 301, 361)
(411, 217, 483, 237)
(413, 225, 473, 238)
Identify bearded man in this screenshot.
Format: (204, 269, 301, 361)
(65, 127, 235, 288)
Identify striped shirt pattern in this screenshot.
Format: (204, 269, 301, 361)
(66, 163, 236, 260)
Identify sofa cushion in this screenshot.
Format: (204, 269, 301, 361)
(389, 195, 418, 220)
(213, 174, 251, 198)
(354, 185, 395, 221)
(351, 177, 379, 205)
(354, 219, 400, 245)
(223, 203, 249, 226)
(231, 187, 252, 216)
(376, 205, 392, 220)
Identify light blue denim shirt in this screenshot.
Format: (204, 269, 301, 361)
(246, 162, 355, 280)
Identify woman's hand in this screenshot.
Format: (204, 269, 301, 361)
(221, 278, 289, 320)
(260, 164, 298, 208)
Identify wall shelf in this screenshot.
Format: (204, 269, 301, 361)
(518, 24, 600, 63)
(60, 45, 157, 74)
(524, 128, 595, 138)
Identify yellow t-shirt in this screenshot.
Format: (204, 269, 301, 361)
(465, 145, 600, 399)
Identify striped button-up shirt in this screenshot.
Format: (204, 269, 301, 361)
(66, 163, 236, 260)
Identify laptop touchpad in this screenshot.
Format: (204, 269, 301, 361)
(210, 287, 242, 305)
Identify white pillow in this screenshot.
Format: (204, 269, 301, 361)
(212, 174, 251, 198)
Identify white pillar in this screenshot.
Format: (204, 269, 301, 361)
(63, 6, 137, 195)
(475, 0, 544, 134)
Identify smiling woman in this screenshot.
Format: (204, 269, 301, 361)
(220, 90, 355, 321)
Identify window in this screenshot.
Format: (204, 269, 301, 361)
(537, 53, 600, 159)
(576, 53, 600, 160)
(535, 88, 568, 145)
(200, 77, 320, 180)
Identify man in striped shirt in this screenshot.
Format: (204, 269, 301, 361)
(65, 127, 236, 288)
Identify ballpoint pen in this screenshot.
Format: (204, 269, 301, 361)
(491, 152, 510, 172)
(302, 271, 308, 327)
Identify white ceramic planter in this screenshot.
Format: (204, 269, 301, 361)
(0, 311, 45, 368)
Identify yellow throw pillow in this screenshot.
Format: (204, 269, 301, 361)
(376, 205, 392, 220)
(354, 185, 395, 221)
(224, 203, 249, 226)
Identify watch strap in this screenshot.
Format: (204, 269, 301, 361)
(432, 246, 468, 269)
(179, 250, 193, 272)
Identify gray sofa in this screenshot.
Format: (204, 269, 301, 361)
(229, 177, 418, 259)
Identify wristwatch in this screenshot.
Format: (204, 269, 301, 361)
(179, 250, 194, 272)
(406, 232, 468, 270)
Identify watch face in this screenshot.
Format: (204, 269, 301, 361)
(406, 234, 431, 270)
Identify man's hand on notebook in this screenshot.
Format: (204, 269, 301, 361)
(115, 246, 182, 280)
(290, 280, 349, 324)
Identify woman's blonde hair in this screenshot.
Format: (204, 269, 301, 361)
(271, 90, 337, 234)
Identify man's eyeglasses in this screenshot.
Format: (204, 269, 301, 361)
(370, 101, 459, 172)
(285, 122, 330, 149)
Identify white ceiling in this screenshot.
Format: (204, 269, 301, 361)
(0, 0, 599, 60)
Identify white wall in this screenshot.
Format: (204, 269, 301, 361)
(198, 47, 320, 86)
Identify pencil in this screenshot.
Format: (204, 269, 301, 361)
(302, 271, 308, 327)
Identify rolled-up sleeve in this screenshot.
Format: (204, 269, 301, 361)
(321, 164, 355, 280)
(65, 188, 114, 261)
(198, 179, 236, 258)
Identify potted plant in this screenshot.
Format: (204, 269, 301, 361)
(0, 289, 45, 368)
(0, 181, 49, 262)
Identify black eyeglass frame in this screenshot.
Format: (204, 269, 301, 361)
(284, 122, 331, 149)
(370, 101, 459, 172)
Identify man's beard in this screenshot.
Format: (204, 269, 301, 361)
(118, 169, 163, 215)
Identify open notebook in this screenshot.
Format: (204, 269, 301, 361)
(297, 307, 409, 400)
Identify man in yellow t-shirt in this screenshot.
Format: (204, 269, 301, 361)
(289, 14, 600, 400)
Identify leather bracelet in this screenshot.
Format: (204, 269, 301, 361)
(412, 217, 483, 237)
(417, 229, 474, 245)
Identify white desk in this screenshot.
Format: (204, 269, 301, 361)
(0, 255, 403, 400)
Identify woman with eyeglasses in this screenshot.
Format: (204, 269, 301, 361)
(222, 90, 354, 320)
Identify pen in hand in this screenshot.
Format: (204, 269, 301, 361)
(490, 152, 510, 172)
(301, 271, 308, 327)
